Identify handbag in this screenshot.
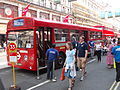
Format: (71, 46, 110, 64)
(64, 69, 72, 78)
(60, 67, 65, 81)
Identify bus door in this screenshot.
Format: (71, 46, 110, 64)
(36, 27, 52, 67)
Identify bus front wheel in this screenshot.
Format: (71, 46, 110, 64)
(56, 52, 66, 68)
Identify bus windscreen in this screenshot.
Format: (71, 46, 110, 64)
(7, 30, 34, 48)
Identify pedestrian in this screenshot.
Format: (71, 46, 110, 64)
(106, 41, 114, 69)
(95, 41, 102, 62)
(71, 36, 78, 49)
(88, 39, 95, 59)
(46, 44, 59, 82)
(112, 41, 120, 82)
(64, 42, 76, 90)
(3, 42, 6, 52)
(77, 36, 88, 81)
(71, 36, 79, 71)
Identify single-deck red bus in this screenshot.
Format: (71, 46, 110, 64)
(94, 26, 115, 40)
(7, 17, 103, 73)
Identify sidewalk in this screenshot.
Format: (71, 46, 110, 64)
(0, 51, 7, 57)
(0, 51, 9, 69)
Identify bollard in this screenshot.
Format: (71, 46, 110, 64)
(0, 78, 5, 90)
(52, 61, 57, 81)
(9, 86, 21, 90)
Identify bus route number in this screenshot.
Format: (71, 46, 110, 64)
(9, 43, 16, 51)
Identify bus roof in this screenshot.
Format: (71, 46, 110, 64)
(7, 17, 102, 32)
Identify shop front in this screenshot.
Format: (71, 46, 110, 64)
(0, 24, 7, 48)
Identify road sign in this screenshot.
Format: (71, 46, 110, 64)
(8, 43, 21, 90)
(8, 42, 17, 63)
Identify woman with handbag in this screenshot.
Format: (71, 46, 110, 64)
(64, 42, 76, 90)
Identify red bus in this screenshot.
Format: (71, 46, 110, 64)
(94, 26, 115, 40)
(7, 17, 103, 72)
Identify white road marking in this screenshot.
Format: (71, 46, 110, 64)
(87, 59, 96, 64)
(26, 80, 50, 90)
(114, 82, 120, 90)
(109, 81, 116, 90)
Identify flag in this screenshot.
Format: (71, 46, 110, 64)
(22, 3, 30, 16)
(63, 15, 70, 23)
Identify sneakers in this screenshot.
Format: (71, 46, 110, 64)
(80, 76, 84, 81)
(52, 79, 57, 82)
(80, 69, 82, 71)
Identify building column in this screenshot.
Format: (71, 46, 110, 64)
(18, 4, 22, 17)
(37, 9, 40, 18)
(50, 13, 52, 21)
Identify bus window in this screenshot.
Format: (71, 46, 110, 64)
(70, 30, 80, 41)
(8, 30, 34, 48)
(54, 28, 68, 42)
(89, 31, 102, 39)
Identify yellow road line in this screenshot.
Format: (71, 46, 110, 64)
(109, 81, 116, 90)
(114, 82, 120, 90)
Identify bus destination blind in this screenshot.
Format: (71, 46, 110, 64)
(14, 19, 24, 27)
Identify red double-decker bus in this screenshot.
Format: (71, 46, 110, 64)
(7, 17, 103, 72)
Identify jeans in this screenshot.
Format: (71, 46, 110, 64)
(116, 62, 120, 82)
(96, 50, 101, 61)
(90, 48, 94, 57)
(47, 61, 53, 80)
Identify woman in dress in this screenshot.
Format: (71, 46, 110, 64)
(106, 40, 116, 69)
(64, 42, 76, 90)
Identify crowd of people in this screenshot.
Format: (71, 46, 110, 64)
(45, 36, 120, 90)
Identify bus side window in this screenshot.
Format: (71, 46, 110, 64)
(25, 41, 32, 48)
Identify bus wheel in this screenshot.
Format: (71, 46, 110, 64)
(56, 52, 65, 68)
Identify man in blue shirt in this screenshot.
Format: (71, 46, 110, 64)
(88, 39, 95, 58)
(46, 44, 59, 81)
(77, 36, 88, 81)
(112, 41, 120, 82)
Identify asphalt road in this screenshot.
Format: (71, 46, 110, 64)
(0, 56, 120, 90)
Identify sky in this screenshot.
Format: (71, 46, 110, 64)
(107, 0, 120, 8)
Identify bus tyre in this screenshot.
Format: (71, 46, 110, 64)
(56, 52, 65, 68)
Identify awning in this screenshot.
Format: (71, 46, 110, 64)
(0, 24, 7, 34)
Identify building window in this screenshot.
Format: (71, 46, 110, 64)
(52, 15, 60, 21)
(22, 8, 37, 17)
(0, 3, 18, 18)
(40, 0, 45, 6)
(33, 0, 39, 5)
(55, 4, 57, 10)
(50, 2, 52, 9)
(40, 12, 50, 20)
(62, 7, 65, 12)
